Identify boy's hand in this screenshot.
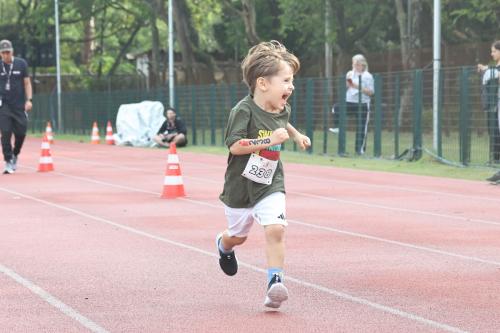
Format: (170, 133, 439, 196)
(270, 128, 289, 145)
(294, 134, 311, 150)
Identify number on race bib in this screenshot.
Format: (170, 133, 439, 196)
(242, 153, 278, 185)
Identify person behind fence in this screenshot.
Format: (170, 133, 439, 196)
(345, 54, 374, 155)
(0, 40, 33, 174)
(478, 41, 500, 171)
(215, 40, 310, 309)
(153, 107, 187, 148)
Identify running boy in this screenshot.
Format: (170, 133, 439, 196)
(216, 40, 310, 308)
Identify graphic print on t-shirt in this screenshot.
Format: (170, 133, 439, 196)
(257, 129, 281, 161)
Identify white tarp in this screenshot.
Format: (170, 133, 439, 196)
(114, 101, 165, 147)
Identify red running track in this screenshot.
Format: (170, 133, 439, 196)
(1, 138, 499, 333)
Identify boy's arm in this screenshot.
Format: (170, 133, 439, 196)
(229, 128, 289, 155)
(286, 123, 311, 150)
(286, 123, 300, 140)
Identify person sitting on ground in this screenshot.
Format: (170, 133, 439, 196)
(153, 107, 187, 148)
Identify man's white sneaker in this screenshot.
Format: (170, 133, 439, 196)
(11, 155, 17, 171)
(3, 161, 15, 174)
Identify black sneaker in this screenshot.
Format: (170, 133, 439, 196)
(264, 273, 288, 308)
(216, 233, 238, 276)
(486, 171, 500, 182)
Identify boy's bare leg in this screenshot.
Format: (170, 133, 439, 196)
(220, 230, 247, 250)
(264, 224, 285, 267)
(263, 224, 288, 308)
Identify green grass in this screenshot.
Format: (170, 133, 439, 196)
(182, 145, 494, 181)
(30, 132, 89, 142)
(31, 131, 497, 181)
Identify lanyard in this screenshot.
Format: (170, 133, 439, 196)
(1, 58, 14, 91)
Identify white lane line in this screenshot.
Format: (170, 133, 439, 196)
(0, 187, 468, 333)
(288, 219, 500, 266)
(37, 156, 500, 227)
(46, 148, 500, 203)
(289, 191, 500, 227)
(12, 169, 500, 268)
(0, 263, 109, 333)
(285, 173, 500, 203)
(49, 156, 217, 185)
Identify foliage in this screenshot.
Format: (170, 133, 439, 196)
(0, 0, 498, 86)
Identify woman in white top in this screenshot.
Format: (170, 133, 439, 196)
(478, 40, 500, 165)
(346, 54, 374, 155)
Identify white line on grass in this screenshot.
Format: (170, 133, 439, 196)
(0, 187, 468, 333)
(0, 263, 109, 333)
(17, 168, 500, 268)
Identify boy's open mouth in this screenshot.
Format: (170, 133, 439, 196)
(281, 93, 290, 102)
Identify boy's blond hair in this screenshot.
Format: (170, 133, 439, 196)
(241, 40, 300, 93)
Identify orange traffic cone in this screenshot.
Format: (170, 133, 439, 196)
(105, 121, 115, 145)
(38, 135, 54, 172)
(161, 143, 186, 199)
(45, 121, 54, 144)
(90, 122, 100, 144)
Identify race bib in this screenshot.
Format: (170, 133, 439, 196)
(242, 153, 278, 185)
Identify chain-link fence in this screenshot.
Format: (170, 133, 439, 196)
(30, 66, 500, 167)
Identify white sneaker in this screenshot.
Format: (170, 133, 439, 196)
(11, 155, 17, 171)
(264, 274, 288, 308)
(3, 161, 15, 174)
(328, 127, 339, 134)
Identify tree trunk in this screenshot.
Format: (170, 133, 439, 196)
(107, 20, 143, 77)
(324, 0, 333, 79)
(82, 17, 95, 66)
(172, 0, 198, 83)
(334, 49, 349, 77)
(240, 0, 260, 45)
(395, 0, 422, 70)
(394, 0, 423, 129)
(148, 0, 161, 88)
(96, 6, 107, 78)
(330, 0, 380, 76)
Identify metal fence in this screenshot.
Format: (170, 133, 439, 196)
(30, 66, 500, 167)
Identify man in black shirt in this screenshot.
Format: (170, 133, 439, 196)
(153, 107, 187, 148)
(0, 40, 33, 174)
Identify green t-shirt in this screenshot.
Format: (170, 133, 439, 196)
(219, 95, 290, 208)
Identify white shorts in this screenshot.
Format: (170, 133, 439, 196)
(224, 192, 287, 237)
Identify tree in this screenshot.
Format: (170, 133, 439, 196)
(279, 0, 383, 76)
(171, 0, 199, 83)
(221, 0, 260, 46)
(147, 0, 162, 87)
(394, 0, 424, 70)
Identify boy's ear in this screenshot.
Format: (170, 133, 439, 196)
(256, 77, 268, 92)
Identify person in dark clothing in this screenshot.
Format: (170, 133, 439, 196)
(478, 41, 500, 182)
(0, 40, 33, 174)
(153, 107, 187, 148)
(478, 40, 500, 165)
